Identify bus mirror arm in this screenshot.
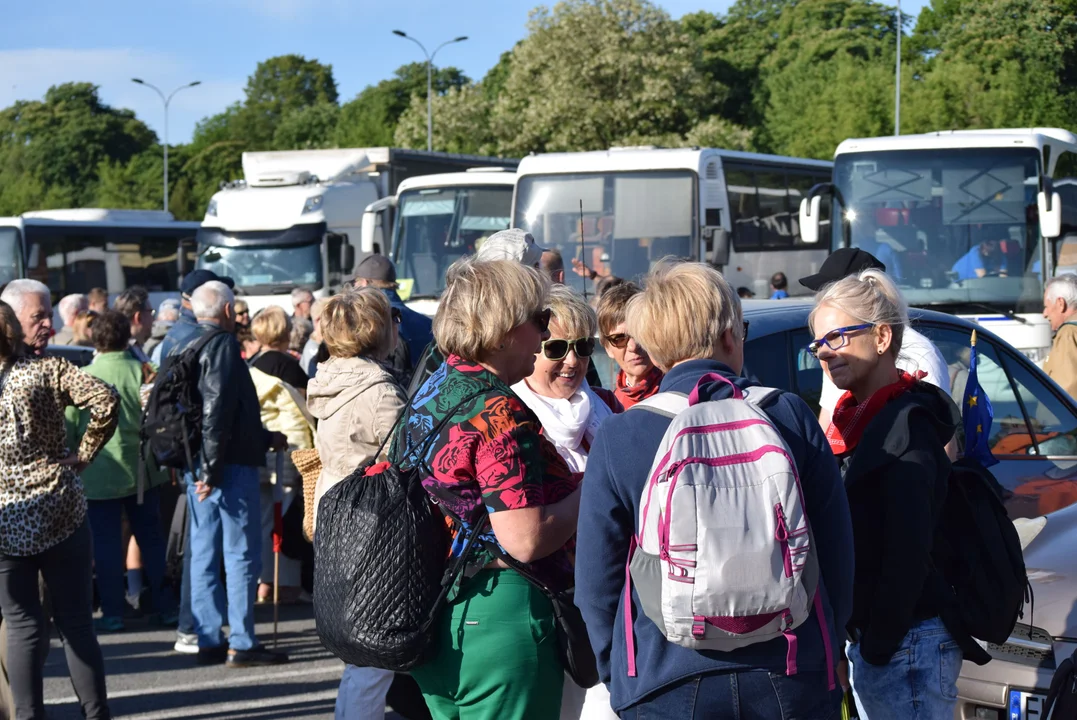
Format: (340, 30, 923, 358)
(1039, 188, 1063, 239)
(799, 181, 836, 245)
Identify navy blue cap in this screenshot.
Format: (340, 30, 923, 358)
(181, 269, 235, 296)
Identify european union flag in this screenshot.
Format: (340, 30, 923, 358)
(963, 329, 998, 468)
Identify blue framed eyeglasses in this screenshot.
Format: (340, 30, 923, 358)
(808, 323, 874, 356)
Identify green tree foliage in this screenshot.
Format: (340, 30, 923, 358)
(273, 102, 340, 149)
(240, 54, 338, 146)
(395, 85, 498, 155)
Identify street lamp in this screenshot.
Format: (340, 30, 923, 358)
(894, 0, 901, 136)
(131, 78, 202, 213)
(392, 30, 468, 152)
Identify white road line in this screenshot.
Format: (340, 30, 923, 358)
(44, 662, 344, 706)
(119, 688, 345, 720)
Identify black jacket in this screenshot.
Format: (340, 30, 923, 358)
(173, 322, 271, 485)
(842, 381, 960, 665)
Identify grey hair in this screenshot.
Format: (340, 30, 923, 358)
(157, 298, 181, 323)
(58, 293, 88, 325)
(0, 279, 51, 314)
(546, 284, 597, 339)
(191, 281, 235, 320)
(291, 287, 314, 305)
(1045, 274, 1077, 307)
(810, 268, 908, 356)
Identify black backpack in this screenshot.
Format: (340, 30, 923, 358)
(313, 390, 487, 671)
(1045, 647, 1077, 720)
(932, 457, 1030, 666)
(140, 329, 226, 476)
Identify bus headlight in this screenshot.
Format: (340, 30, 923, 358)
(302, 195, 324, 214)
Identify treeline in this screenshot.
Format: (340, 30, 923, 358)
(1, 0, 1075, 221)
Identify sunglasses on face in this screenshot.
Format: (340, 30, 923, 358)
(742, 320, 750, 340)
(604, 333, 630, 350)
(808, 323, 874, 357)
(390, 307, 402, 324)
(530, 308, 552, 334)
(541, 337, 596, 361)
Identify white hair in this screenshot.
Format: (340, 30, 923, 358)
(1045, 274, 1077, 307)
(157, 298, 181, 323)
(1, 279, 51, 315)
(58, 293, 88, 325)
(810, 268, 909, 357)
(291, 287, 314, 305)
(191, 281, 235, 320)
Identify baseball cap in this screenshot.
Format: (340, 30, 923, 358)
(475, 228, 547, 268)
(798, 248, 886, 291)
(352, 254, 397, 284)
(181, 269, 235, 296)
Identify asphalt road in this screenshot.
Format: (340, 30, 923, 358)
(42, 603, 407, 720)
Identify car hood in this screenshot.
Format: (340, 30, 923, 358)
(1020, 501, 1077, 638)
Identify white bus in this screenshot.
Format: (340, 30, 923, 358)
(512, 147, 833, 298)
(0, 208, 200, 310)
(798, 128, 1077, 361)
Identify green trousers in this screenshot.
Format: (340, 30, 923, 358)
(412, 569, 564, 720)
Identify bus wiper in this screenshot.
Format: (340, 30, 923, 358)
(965, 302, 1028, 324)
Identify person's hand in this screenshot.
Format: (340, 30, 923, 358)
(194, 481, 213, 502)
(570, 257, 595, 279)
(57, 453, 88, 474)
(269, 431, 288, 451)
(837, 660, 850, 691)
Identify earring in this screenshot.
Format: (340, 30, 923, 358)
(499, 344, 505, 350)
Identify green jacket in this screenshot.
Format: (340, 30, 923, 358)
(65, 350, 167, 500)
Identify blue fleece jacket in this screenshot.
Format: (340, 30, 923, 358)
(574, 359, 854, 712)
(383, 289, 433, 369)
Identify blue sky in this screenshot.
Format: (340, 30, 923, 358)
(3, 0, 930, 145)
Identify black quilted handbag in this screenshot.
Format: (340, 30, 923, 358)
(313, 391, 486, 671)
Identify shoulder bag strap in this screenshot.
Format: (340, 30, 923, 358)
(629, 391, 689, 418)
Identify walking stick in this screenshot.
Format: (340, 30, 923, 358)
(272, 451, 285, 649)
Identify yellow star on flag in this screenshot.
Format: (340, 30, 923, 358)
(977, 424, 983, 433)
(967, 394, 978, 407)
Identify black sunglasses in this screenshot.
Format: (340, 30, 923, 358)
(530, 308, 552, 334)
(390, 307, 402, 324)
(604, 333, 630, 349)
(743, 320, 750, 340)
(541, 337, 596, 361)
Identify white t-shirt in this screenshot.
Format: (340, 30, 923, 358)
(819, 327, 950, 412)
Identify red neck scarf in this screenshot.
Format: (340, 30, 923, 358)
(615, 366, 664, 409)
(826, 370, 925, 457)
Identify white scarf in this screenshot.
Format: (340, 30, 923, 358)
(511, 378, 614, 473)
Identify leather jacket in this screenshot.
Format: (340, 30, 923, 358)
(174, 321, 271, 485)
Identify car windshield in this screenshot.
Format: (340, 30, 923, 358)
(0, 226, 21, 288)
(197, 243, 321, 293)
(832, 148, 1043, 313)
(392, 185, 512, 298)
(514, 171, 696, 295)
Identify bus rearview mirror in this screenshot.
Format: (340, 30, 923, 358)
(799, 196, 822, 244)
(1039, 190, 1063, 239)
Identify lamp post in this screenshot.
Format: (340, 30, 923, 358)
(391, 31, 468, 152)
(894, 0, 901, 136)
(131, 79, 201, 213)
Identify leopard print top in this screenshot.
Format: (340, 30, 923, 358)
(0, 355, 119, 556)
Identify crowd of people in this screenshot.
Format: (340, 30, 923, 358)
(0, 223, 1038, 720)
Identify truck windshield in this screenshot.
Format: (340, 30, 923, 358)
(832, 148, 1044, 313)
(392, 185, 513, 297)
(0, 226, 21, 288)
(514, 171, 696, 295)
(197, 243, 321, 293)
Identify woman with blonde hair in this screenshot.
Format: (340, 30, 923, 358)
(574, 260, 853, 719)
(396, 256, 580, 720)
(71, 309, 97, 347)
(249, 305, 308, 393)
(810, 269, 961, 720)
(307, 286, 406, 720)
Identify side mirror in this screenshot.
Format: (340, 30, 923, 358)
(1039, 190, 1063, 239)
(342, 244, 355, 272)
(799, 196, 822, 244)
(707, 227, 730, 266)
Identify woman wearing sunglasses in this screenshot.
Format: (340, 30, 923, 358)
(809, 269, 961, 720)
(397, 257, 582, 720)
(595, 283, 663, 409)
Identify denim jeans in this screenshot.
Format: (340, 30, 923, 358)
(620, 670, 841, 720)
(87, 487, 176, 620)
(187, 465, 261, 651)
(335, 665, 394, 720)
(847, 617, 962, 720)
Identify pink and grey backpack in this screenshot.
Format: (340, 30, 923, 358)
(623, 373, 835, 689)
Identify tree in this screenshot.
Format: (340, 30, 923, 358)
(491, 0, 713, 155)
(395, 86, 497, 155)
(240, 55, 339, 147)
(273, 102, 340, 149)
(96, 152, 164, 210)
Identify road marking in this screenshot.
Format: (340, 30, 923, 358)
(119, 688, 346, 720)
(44, 662, 344, 706)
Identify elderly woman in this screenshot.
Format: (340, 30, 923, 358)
(0, 300, 119, 720)
(810, 270, 961, 720)
(396, 257, 580, 720)
(249, 305, 308, 393)
(595, 282, 663, 409)
(307, 287, 407, 720)
(575, 261, 853, 719)
(71, 309, 97, 347)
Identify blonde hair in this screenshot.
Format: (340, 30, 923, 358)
(596, 281, 642, 337)
(627, 260, 741, 372)
(251, 305, 292, 349)
(434, 257, 548, 360)
(321, 287, 393, 360)
(809, 269, 908, 356)
(546, 285, 596, 339)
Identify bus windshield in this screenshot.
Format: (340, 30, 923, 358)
(514, 171, 696, 294)
(198, 243, 321, 293)
(0, 226, 21, 288)
(392, 185, 513, 298)
(832, 148, 1044, 313)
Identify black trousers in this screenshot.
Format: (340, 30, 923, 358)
(0, 520, 109, 720)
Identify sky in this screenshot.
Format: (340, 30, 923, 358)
(3, 0, 931, 145)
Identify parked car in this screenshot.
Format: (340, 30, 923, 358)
(722, 299, 1076, 720)
(44, 344, 95, 367)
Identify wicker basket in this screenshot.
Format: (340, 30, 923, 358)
(291, 448, 322, 542)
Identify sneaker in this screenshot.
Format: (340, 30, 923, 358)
(93, 616, 125, 633)
(226, 645, 290, 668)
(197, 644, 229, 665)
(173, 632, 199, 654)
(148, 611, 180, 628)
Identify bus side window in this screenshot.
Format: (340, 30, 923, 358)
(727, 170, 760, 250)
(757, 172, 790, 248)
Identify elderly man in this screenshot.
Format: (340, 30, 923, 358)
(0, 280, 53, 356)
(50, 294, 88, 346)
(1043, 274, 1077, 398)
(157, 270, 234, 362)
(175, 281, 287, 668)
(146, 298, 180, 363)
(351, 254, 433, 375)
(113, 286, 155, 364)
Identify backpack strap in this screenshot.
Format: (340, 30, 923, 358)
(630, 391, 688, 418)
